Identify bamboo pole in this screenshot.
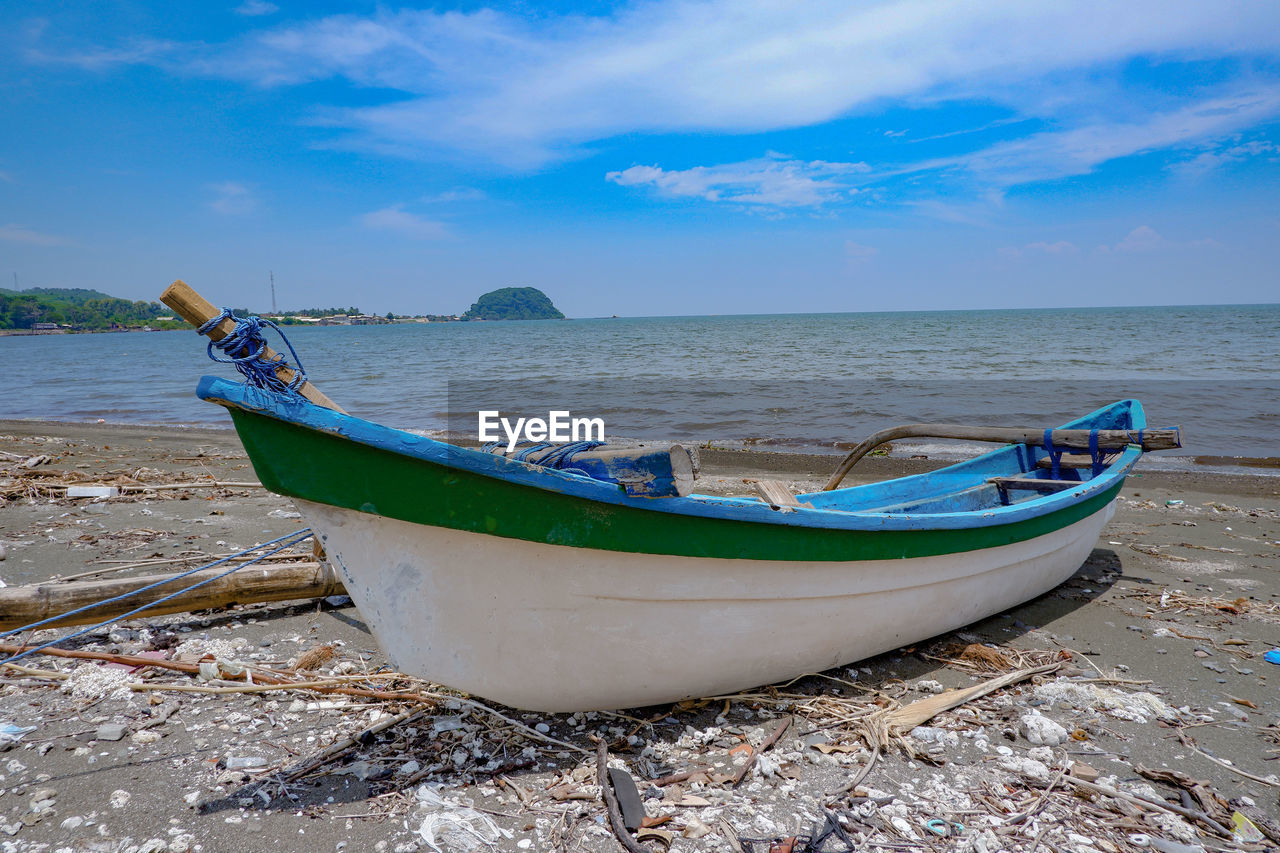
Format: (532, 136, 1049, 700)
(823, 424, 1181, 491)
(160, 280, 345, 413)
(0, 562, 345, 631)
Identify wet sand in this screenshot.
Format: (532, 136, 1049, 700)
(1, 420, 1277, 852)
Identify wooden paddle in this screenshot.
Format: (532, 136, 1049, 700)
(160, 280, 346, 413)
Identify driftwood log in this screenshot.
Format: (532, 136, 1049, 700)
(0, 562, 346, 631)
(824, 425, 1182, 491)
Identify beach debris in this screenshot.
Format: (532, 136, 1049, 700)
(1264, 649, 1280, 665)
(1032, 681, 1178, 723)
(224, 755, 269, 771)
(59, 661, 137, 703)
(412, 785, 506, 853)
(65, 485, 119, 498)
(608, 766, 645, 830)
(1020, 711, 1069, 745)
(858, 661, 1060, 749)
(295, 643, 337, 671)
(0, 722, 36, 744)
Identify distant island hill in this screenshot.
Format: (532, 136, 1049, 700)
(0, 286, 565, 333)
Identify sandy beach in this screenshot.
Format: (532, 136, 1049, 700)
(1, 419, 1277, 852)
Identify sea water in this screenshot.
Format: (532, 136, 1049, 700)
(3, 304, 1276, 461)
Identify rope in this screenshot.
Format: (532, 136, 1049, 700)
(0, 528, 313, 668)
(1089, 428, 1103, 477)
(197, 308, 308, 394)
(1042, 429, 1062, 479)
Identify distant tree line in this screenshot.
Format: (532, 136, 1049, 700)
(276, 307, 363, 317)
(0, 288, 182, 330)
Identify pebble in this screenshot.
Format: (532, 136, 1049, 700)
(96, 723, 128, 741)
(1021, 713, 1069, 746)
(534, 722, 551, 734)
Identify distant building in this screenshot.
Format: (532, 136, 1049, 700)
(33, 322, 59, 331)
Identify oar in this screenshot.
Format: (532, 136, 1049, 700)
(823, 424, 1181, 491)
(160, 280, 346, 413)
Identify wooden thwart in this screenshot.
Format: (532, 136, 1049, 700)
(160, 280, 345, 413)
(987, 477, 1082, 493)
(824, 424, 1181, 490)
(752, 479, 814, 509)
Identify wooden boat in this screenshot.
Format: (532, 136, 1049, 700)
(194, 372, 1161, 711)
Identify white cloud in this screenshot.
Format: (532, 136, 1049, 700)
(0, 224, 68, 246)
(41, 2, 1280, 168)
(1170, 139, 1279, 178)
(208, 182, 257, 214)
(27, 38, 175, 71)
(359, 205, 449, 239)
(1097, 225, 1223, 253)
(844, 241, 878, 261)
(235, 1, 278, 16)
(1110, 225, 1166, 253)
(920, 88, 1280, 189)
(606, 157, 869, 208)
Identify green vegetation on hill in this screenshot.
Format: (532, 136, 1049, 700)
(462, 287, 564, 320)
(0, 287, 183, 331)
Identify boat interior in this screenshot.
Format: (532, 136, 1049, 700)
(692, 399, 1145, 517)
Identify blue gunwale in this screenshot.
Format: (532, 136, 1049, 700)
(198, 376, 1143, 536)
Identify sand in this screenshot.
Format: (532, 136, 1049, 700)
(0, 420, 1277, 852)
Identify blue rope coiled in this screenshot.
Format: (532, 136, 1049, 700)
(197, 308, 308, 395)
(0, 528, 314, 668)
(482, 439, 606, 473)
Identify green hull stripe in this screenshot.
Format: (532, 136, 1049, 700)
(231, 410, 1121, 562)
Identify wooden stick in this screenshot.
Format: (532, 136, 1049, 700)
(160, 279, 345, 413)
(594, 737, 651, 853)
(731, 715, 791, 786)
(115, 481, 264, 491)
(1063, 776, 1232, 837)
(59, 552, 304, 583)
(824, 424, 1181, 490)
(0, 562, 344, 631)
(283, 706, 427, 781)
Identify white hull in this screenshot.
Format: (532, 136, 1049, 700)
(300, 498, 1114, 711)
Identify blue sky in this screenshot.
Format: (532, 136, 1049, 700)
(2, 1, 1278, 317)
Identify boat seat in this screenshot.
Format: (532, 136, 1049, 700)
(1035, 454, 1098, 469)
(987, 477, 1080, 492)
(751, 479, 815, 512)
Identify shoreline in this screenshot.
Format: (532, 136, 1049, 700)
(4, 418, 1279, 486)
